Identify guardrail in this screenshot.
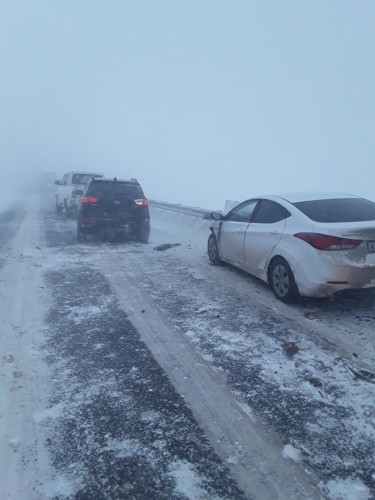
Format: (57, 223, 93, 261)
(150, 200, 213, 219)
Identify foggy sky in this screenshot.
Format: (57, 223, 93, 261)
(1, 1, 374, 209)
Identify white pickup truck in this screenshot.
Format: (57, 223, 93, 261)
(55, 171, 104, 217)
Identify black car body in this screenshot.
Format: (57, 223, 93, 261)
(77, 178, 150, 243)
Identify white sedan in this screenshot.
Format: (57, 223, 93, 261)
(207, 192, 375, 301)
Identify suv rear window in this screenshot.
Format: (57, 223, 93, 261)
(86, 181, 145, 199)
(294, 198, 375, 223)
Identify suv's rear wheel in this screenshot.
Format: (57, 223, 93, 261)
(135, 224, 150, 244)
(77, 227, 87, 243)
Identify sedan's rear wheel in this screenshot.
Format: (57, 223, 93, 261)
(208, 234, 221, 265)
(269, 257, 298, 302)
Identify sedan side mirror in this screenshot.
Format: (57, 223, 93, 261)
(210, 211, 223, 221)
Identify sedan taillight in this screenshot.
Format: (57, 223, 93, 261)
(82, 196, 99, 204)
(294, 233, 362, 250)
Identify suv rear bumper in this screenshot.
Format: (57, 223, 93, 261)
(78, 217, 150, 235)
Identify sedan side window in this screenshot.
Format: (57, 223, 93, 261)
(252, 200, 291, 223)
(225, 200, 258, 223)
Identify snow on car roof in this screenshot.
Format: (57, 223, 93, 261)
(224, 192, 362, 210)
(91, 178, 138, 183)
(270, 192, 360, 203)
(70, 171, 104, 175)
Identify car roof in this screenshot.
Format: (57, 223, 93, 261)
(263, 192, 361, 204)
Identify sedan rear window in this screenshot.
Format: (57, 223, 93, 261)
(294, 198, 375, 223)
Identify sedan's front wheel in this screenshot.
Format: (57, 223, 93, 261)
(207, 234, 221, 265)
(269, 257, 299, 302)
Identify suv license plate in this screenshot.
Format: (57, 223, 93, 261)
(368, 241, 375, 253)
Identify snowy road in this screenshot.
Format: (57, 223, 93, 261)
(0, 194, 374, 499)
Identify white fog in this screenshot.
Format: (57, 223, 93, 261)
(1, 1, 374, 209)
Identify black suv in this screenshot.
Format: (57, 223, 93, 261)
(77, 178, 150, 243)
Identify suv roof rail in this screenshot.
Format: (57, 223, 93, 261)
(90, 176, 139, 184)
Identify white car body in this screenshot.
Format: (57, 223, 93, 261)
(55, 171, 104, 216)
(209, 192, 375, 298)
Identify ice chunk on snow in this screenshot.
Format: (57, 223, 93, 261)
(41, 474, 78, 498)
(33, 403, 64, 423)
(226, 454, 240, 465)
(325, 478, 370, 500)
(238, 402, 256, 423)
(282, 444, 302, 463)
(168, 460, 205, 499)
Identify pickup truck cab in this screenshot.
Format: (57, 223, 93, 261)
(55, 171, 104, 217)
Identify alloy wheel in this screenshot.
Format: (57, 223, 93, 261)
(272, 263, 290, 298)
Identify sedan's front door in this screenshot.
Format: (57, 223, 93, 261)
(244, 199, 291, 276)
(218, 200, 259, 267)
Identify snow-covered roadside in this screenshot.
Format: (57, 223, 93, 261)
(0, 196, 54, 498)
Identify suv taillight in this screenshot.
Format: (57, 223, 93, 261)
(82, 196, 99, 204)
(134, 199, 149, 206)
(294, 232, 362, 250)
